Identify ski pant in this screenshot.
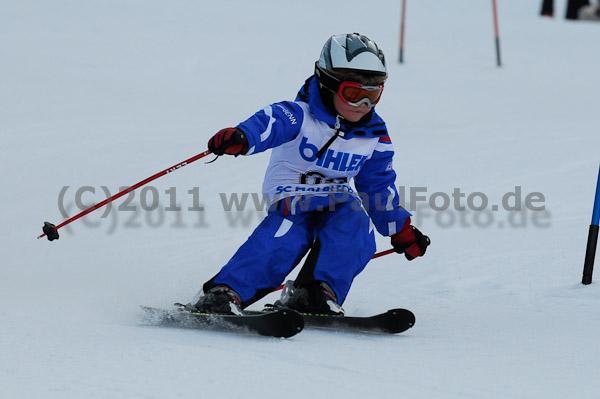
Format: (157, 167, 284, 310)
(205, 198, 377, 307)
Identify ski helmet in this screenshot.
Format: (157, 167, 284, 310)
(315, 33, 387, 94)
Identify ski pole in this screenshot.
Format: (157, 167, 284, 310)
(373, 248, 395, 259)
(271, 248, 397, 293)
(39, 150, 213, 241)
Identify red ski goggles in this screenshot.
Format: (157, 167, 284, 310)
(337, 81, 384, 107)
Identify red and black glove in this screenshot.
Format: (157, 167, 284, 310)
(208, 128, 249, 156)
(390, 218, 431, 261)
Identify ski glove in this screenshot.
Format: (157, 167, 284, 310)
(390, 218, 431, 261)
(208, 128, 249, 156)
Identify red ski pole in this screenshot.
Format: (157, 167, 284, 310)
(271, 248, 397, 293)
(373, 248, 395, 259)
(39, 150, 213, 241)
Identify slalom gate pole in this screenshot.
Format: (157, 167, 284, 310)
(38, 150, 213, 240)
(582, 164, 600, 285)
(491, 0, 502, 67)
(399, 0, 407, 63)
(272, 248, 396, 293)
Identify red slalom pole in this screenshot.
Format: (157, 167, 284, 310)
(399, 0, 407, 63)
(271, 248, 397, 293)
(38, 150, 213, 240)
(491, 0, 502, 67)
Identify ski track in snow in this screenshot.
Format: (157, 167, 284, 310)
(2, 1, 599, 398)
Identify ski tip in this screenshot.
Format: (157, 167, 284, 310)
(385, 308, 416, 334)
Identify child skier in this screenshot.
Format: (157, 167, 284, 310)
(192, 33, 430, 315)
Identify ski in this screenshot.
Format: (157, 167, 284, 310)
(252, 307, 415, 334)
(294, 308, 414, 334)
(301, 308, 415, 334)
(140, 305, 304, 338)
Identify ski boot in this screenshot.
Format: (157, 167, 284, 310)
(191, 285, 243, 315)
(270, 280, 344, 316)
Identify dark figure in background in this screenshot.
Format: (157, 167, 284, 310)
(541, 0, 554, 16)
(579, 2, 600, 19)
(540, 0, 591, 19)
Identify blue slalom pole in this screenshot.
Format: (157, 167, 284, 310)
(582, 164, 600, 284)
(592, 165, 600, 226)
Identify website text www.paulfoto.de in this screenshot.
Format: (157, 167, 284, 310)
(56, 185, 550, 235)
(218, 185, 550, 229)
(394, 186, 549, 229)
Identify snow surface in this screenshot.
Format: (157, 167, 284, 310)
(2, 1, 600, 398)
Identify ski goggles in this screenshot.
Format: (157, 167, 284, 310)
(337, 81, 384, 107)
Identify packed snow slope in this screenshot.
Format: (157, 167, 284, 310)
(2, 1, 599, 398)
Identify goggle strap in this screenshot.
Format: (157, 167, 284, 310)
(315, 63, 341, 93)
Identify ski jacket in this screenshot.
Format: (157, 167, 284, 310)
(236, 76, 411, 237)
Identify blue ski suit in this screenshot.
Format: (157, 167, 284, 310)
(206, 76, 411, 306)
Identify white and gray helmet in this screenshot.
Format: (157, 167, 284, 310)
(315, 33, 387, 93)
